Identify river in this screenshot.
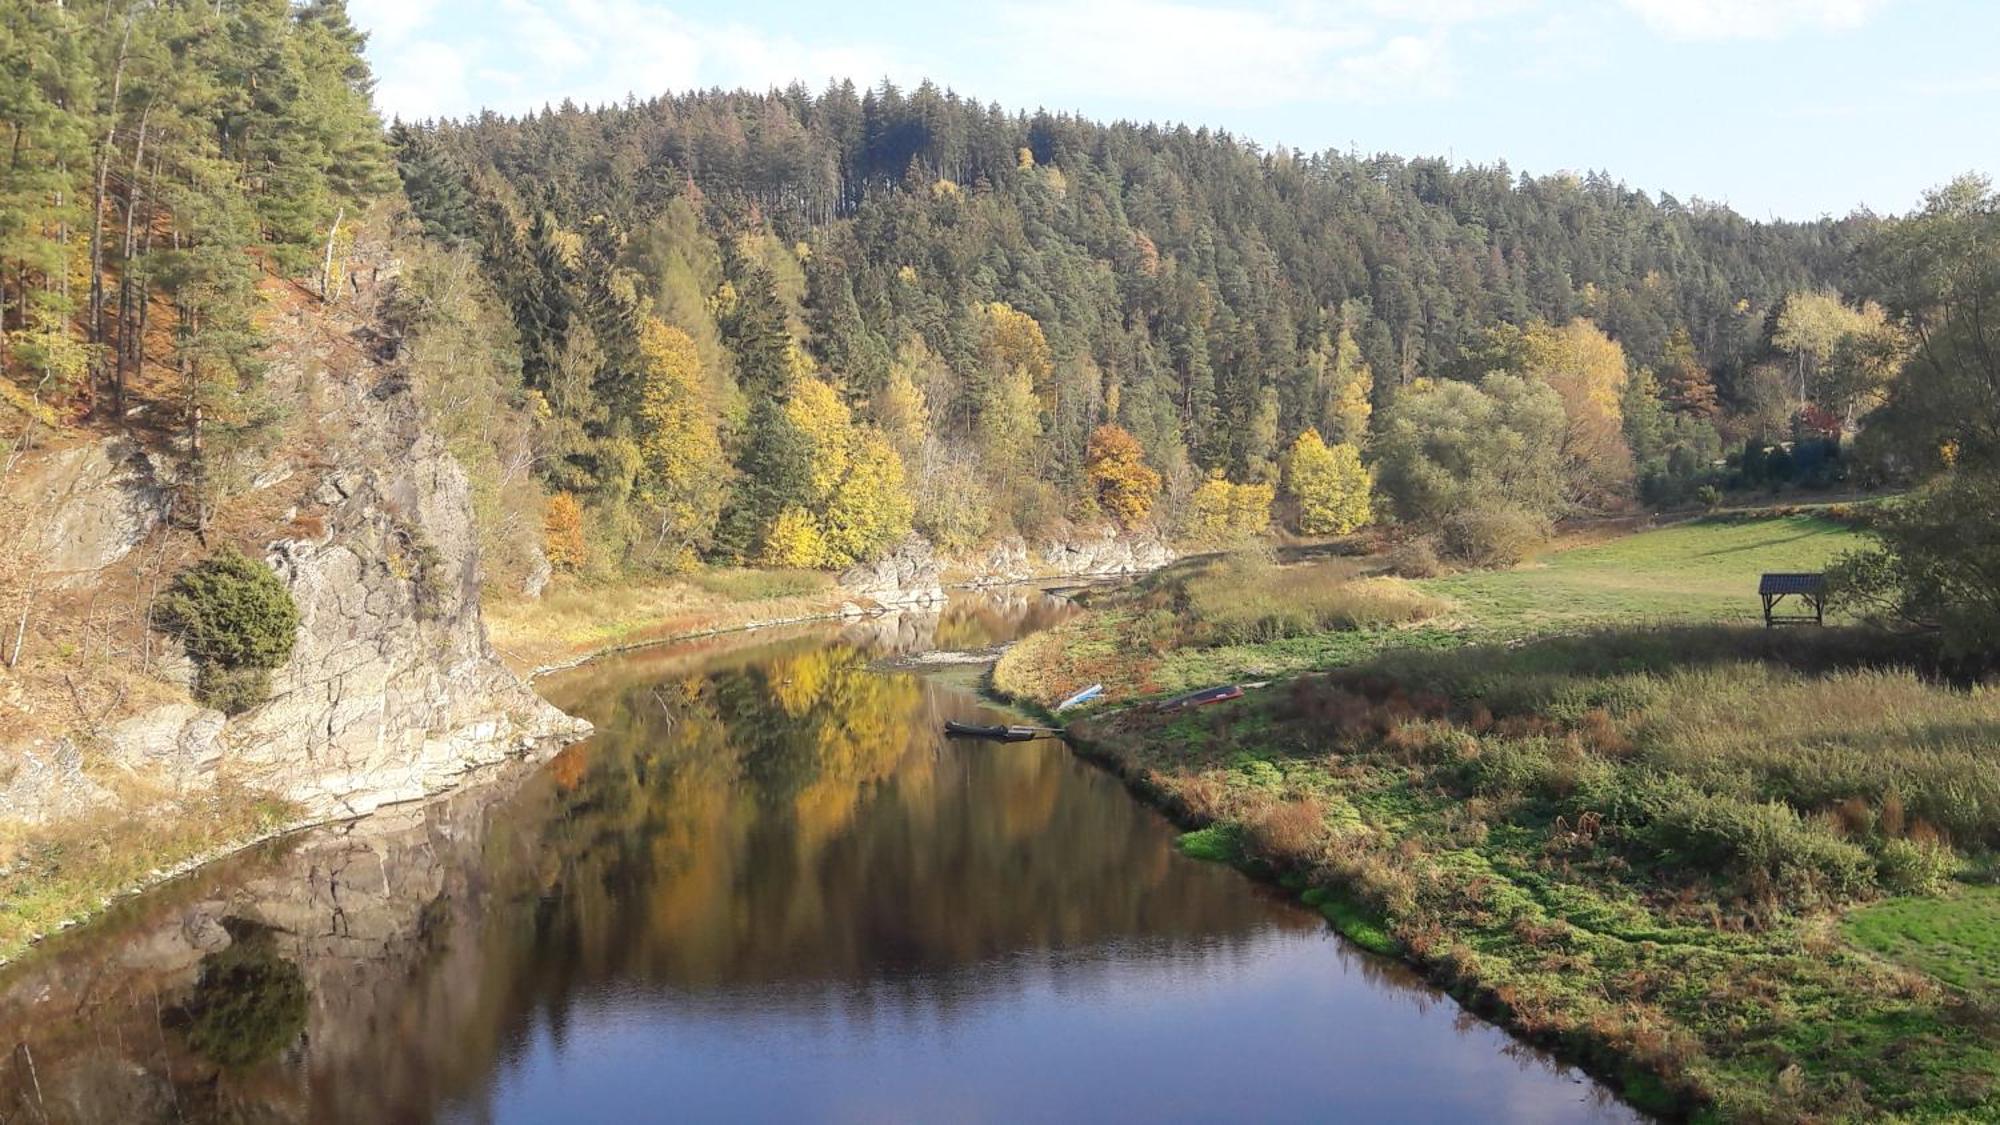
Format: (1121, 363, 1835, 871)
(0, 589, 1635, 1123)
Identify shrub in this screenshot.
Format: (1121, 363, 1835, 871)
(1247, 796, 1326, 866)
(1619, 782, 1877, 906)
(1827, 471, 2000, 658)
(195, 666, 280, 716)
(1876, 837, 1960, 895)
(1183, 555, 1445, 645)
(1385, 536, 1444, 578)
(153, 548, 300, 714)
(1439, 505, 1550, 567)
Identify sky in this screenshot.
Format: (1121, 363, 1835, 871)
(346, 0, 2000, 221)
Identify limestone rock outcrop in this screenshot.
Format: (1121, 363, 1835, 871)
(0, 245, 584, 835)
(838, 535, 946, 608)
(1039, 529, 1176, 578)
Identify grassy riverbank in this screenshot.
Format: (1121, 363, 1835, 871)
(484, 568, 843, 676)
(1000, 516, 1999, 1121)
(0, 785, 297, 963)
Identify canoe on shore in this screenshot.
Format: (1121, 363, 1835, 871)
(943, 720, 1060, 742)
(1156, 684, 1244, 712)
(1055, 683, 1105, 711)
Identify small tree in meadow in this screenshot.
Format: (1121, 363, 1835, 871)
(1284, 428, 1372, 535)
(1186, 474, 1275, 546)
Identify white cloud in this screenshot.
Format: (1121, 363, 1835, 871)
(359, 0, 902, 119)
(992, 1, 1456, 108)
(1619, 0, 1890, 41)
(348, 0, 442, 50)
(374, 40, 472, 122)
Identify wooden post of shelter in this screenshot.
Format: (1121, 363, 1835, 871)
(1759, 572, 1826, 627)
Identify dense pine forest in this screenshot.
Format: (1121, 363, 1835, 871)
(1, 2, 1988, 641)
(395, 86, 1892, 578)
(1, 0, 391, 525)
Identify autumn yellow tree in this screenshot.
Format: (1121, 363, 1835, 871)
(1774, 292, 1905, 422)
(873, 337, 937, 461)
(1316, 324, 1374, 445)
(1084, 423, 1162, 528)
(1284, 428, 1372, 535)
(824, 430, 914, 564)
(1515, 318, 1633, 507)
(757, 374, 914, 568)
(979, 362, 1042, 489)
(635, 317, 728, 566)
(760, 507, 827, 569)
(1774, 291, 1868, 405)
(1187, 474, 1275, 545)
(976, 301, 1054, 411)
(543, 492, 587, 572)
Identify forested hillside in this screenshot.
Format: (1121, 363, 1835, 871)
(0, 3, 1911, 589)
(1, 0, 391, 527)
(396, 84, 1888, 577)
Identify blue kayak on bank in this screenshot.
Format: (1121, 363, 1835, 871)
(1056, 683, 1105, 711)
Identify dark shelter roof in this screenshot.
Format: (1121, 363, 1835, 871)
(1759, 572, 1827, 596)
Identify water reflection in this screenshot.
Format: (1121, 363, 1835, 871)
(0, 590, 1634, 1123)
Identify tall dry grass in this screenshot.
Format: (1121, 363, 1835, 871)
(1182, 553, 1448, 645)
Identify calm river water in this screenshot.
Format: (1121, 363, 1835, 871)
(0, 590, 1635, 1123)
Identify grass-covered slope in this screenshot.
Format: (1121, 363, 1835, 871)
(1001, 515, 1997, 1120)
(995, 514, 1868, 706)
(1427, 514, 1864, 635)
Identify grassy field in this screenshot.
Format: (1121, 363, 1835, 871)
(1427, 515, 1863, 635)
(1000, 514, 2000, 1121)
(1845, 886, 2000, 994)
(994, 515, 1867, 706)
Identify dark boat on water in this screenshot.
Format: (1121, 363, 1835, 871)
(1157, 684, 1244, 712)
(943, 720, 1058, 742)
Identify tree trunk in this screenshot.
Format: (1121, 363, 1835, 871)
(88, 12, 136, 410)
(6, 577, 31, 670)
(113, 102, 151, 417)
(320, 206, 343, 301)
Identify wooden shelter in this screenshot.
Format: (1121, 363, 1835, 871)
(1759, 572, 1827, 627)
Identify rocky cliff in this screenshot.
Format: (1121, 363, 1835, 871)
(953, 530, 1178, 588)
(838, 529, 1177, 607)
(0, 244, 584, 847)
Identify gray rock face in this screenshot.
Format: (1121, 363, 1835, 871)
(102, 703, 228, 784)
(0, 736, 112, 824)
(959, 535, 1033, 587)
(521, 543, 553, 599)
(839, 535, 946, 608)
(0, 259, 585, 837)
(8, 438, 166, 585)
(951, 530, 1177, 587)
(222, 357, 587, 821)
(1039, 529, 1177, 578)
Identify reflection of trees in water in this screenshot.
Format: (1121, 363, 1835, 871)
(178, 921, 308, 1070)
(0, 628, 1318, 1124)
(504, 636, 1293, 994)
